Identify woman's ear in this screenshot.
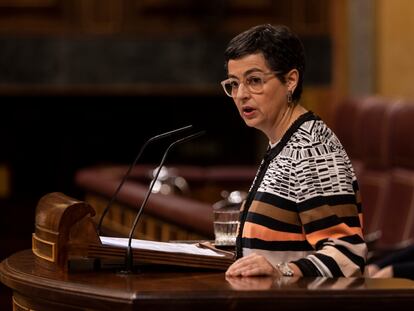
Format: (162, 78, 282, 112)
(285, 69, 299, 93)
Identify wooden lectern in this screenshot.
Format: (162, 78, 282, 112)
(31, 192, 234, 272)
(2, 192, 414, 311)
(31, 192, 101, 272)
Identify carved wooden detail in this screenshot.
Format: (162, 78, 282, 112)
(32, 192, 101, 272)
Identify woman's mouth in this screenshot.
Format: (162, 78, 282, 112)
(242, 106, 256, 118)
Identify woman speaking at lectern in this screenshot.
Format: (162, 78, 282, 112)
(221, 24, 367, 278)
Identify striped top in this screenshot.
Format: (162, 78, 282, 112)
(236, 111, 367, 277)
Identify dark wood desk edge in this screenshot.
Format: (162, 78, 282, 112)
(2, 250, 414, 311)
(0, 251, 136, 310)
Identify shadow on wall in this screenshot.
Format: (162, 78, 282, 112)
(0, 94, 257, 200)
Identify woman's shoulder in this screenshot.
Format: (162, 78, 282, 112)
(288, 118, 344, 153)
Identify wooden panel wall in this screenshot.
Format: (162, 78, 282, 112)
(331, 0, 414, 104)
(376, 0, 414, 100)
(0, 0, 330, 36)
(0, 0, 334, 202)
(0, 0, 333, 119)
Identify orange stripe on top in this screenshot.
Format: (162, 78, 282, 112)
(243, 221, 305, 241)
(306, 223, 364, 246)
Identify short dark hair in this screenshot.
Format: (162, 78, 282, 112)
(224, 24, 306, 103)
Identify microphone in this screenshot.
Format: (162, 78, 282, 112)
(123, 130, 206, 273)
(96, 125, 193, 235)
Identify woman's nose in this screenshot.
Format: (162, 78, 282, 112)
(235, 83, 250, 100)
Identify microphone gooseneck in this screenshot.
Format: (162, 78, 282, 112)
(123, 130, 206, 273)
(96, 125, 193, 235)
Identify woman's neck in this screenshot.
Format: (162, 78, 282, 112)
(269, 104, 307, 144)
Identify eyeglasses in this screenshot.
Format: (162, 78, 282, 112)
(220, 71, 279, 98)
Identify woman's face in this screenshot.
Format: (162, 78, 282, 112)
(227, 53, 289, 137)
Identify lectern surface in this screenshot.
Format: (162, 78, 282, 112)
(1, 250, 414, 311)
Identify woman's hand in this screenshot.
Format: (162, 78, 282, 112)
(370, 265, 394, 278)
(364, 264, 380, 277)
(225, 253, 277, 277)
